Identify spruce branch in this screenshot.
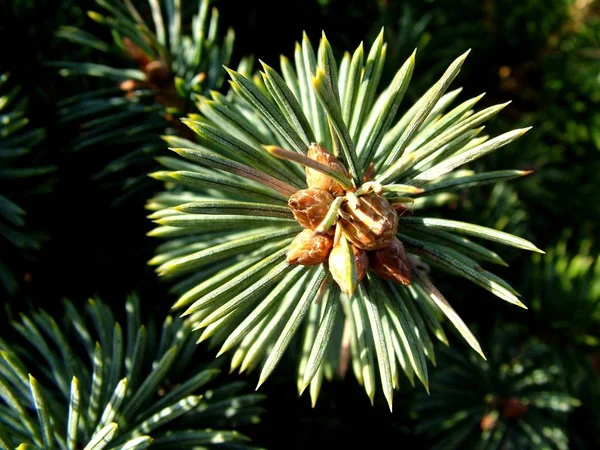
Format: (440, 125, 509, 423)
(0, 295, 263, 449)
(148, 31, 539, 408)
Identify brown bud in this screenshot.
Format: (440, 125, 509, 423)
(328, 235, 369, 295)
(306, 143, 350, 197)
(369, 237, 411, 285)
(340, 193, 398, 250)
(145, 60, 172, 89)
(288, 188, 334, 230)
(353, 245, 369, 283)
(287, 229, 333, 265)
(123, 37, 151, 68)
(502, 397, 528, 420)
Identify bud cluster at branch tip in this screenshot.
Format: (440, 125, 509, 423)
(285, 143, 411, 294)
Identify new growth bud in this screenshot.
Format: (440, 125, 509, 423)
(340, 193, 398, 250)
(288, 188, 334, 230)
(287, 229, 333, 265)
(369, 237, 411, 285)
(306, 143, 350, 197)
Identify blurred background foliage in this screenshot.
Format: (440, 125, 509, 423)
(1, 0, 599, 448)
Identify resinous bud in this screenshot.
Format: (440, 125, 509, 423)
(369, 237, 411, 285)
(288, 188, 334, 230)
(340, 193, 398, 250)
(306, 143, 350, 197)
(287, 229, 333, 265)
